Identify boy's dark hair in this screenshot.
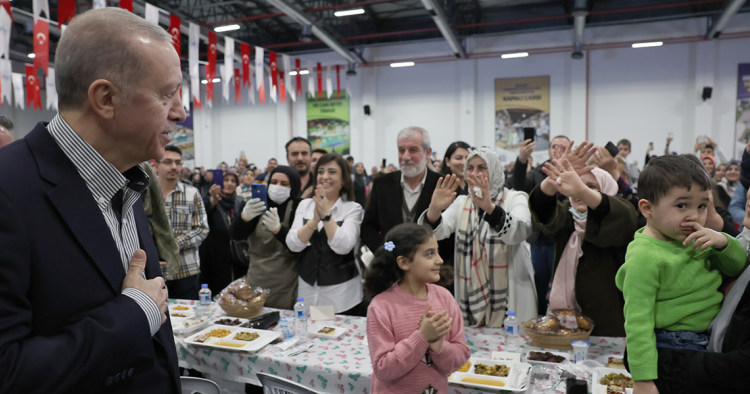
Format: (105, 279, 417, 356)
(638, 155, 711, 204)
(164, 145, 182, 156)
(311, 153, 355, 202)
(284, 137, 311, 154)
(703, 144, 715, 152)
(312, 148, 328, 155)
(617, 139, 631, 149)
(363, 223, 434, 300)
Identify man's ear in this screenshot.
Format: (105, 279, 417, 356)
(638, 199, 653, 219)
(87, 79, 118, 120)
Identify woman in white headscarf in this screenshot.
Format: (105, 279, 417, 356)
(529, 152, 638, 337)
(419, 147, 535, 327)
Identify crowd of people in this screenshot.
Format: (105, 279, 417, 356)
(1, 7, 750, 394)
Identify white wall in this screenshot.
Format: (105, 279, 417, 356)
(6, 13, 750, 173)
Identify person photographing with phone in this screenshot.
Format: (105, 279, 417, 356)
(232, 166, 302, 309)
(286, 153, 366, 316)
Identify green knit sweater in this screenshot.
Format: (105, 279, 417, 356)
(615, 228, 747, 381)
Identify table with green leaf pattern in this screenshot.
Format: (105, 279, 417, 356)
(171, 299, 625, 393)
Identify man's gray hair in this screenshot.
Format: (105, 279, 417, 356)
(397, 126, 431, 152)
(55, 8, 172, 110)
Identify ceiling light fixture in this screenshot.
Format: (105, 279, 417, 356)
(201, 80, 208, 84)
(631, 41, 663, 48)
(299, 70, 310, 75)
(390, 61, 415, 68)
(214, 24, 241, 32)
(501, 52, 529, 59)
(212, 78, 221, 83)
(334, 9, 365, 17)
(28, 53, 35, 58)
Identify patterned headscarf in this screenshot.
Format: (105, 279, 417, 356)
(464, 147, 505, 200)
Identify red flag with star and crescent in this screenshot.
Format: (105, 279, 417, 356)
(58, 0, 75, 24)
(169, 15, 181, 58)
(269, 51, 277, 96)
(26, 64, 41, 110)
(234, 68, 241, 104)
(120, 0, 133, 12)
(295, 59, 301, 97)
(206, 31, 217, 105)
(33, 19, 48, 76)
(316, 62, 323, 99)
(241, 43, 251, 89)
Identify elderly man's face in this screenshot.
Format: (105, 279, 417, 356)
(398, 133, 431, 178)
(0, 126, 12, 148)
(111, 39, 186, 164)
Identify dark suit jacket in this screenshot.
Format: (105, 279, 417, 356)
(0, 123, 180, 394)
(361, 170, 452, 263)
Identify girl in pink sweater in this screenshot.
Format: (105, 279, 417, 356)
(364, 223, 470, 394)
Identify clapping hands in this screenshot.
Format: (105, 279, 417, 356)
(418, 304, 452, 353)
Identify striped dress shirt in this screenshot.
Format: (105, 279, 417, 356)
(47, 115, 162, 336)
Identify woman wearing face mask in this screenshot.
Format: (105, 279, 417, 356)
(231, 166, 302, 310)
(529, 146, 638, 336)
(200, 171, 246, 296)
(286, 153, 365, 316)
(441, 141, 471, 197)
(352, 162, 368, 208)
(419, 147, 536, 327)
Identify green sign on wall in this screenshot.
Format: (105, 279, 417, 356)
(307, 92, 350, 155)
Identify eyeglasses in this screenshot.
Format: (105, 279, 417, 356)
(160, 159, 183, 166)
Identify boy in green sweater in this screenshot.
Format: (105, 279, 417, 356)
(616, 155, 747, 394)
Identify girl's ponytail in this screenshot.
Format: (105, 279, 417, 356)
(363, 223, 434, 300)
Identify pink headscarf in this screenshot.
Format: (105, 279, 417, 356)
(548, 168, 618, 312)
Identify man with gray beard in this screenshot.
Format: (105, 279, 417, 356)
(361, 127, 454, 267)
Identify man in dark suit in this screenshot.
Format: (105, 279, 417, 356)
(0, 8, 185, 393)
(361, 127, 452, 266)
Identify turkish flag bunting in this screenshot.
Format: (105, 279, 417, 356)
(58, 0, 75, 24)
(26, 64, 41, 110)
(234, 68, 241, 104)
(241, 43, 250, 88)
(295, 59, 302, 96)
(269, 51, 277, 94)
(169, 15, 181, 57)
(33, 19, 48, 76)
(316, 62, 323, 99)
(279, 70, 286, 103)
(120, 0, 133, 12)
(206, 31, 217, 105)
(259, 80, 265, 104)
(194, 97, 201, 109)
(335, 65, 341, 98)
(0, 0, 11, 22)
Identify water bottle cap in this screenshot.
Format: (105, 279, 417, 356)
(297, 297, 304, 302)
(201, 284, 208, 288)
(507, 311, 515, 316)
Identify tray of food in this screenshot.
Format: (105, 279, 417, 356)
(592, 367, 634, 394)
(172, 315, 211, 336)
(524, 350, 571, 366)
(448, 358, 531, 392)
(211, 317, 249, 327)
(307, 323, 349, 339)
(185, 325, 281, 352)
(169, 304, 195, 319)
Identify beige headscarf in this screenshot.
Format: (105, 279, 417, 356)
(548, 167, 618, 312)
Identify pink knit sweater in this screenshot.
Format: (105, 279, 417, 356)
(367, 283, 470, 394)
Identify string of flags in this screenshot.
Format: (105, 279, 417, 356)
(0, 0, 352, 111)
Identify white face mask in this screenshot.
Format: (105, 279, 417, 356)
(268, 184, 291, 204)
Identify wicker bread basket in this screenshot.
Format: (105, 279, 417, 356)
(218, 297, 265, 319)
(521, 319, 593, 350)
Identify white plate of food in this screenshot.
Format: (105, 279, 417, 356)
(448, 358, 531, 392)
(307, 323, 348, 339)
(592, 367, 634, 394)
(172, 315, 211, 336)
(523, 350, 571, 366)
(185, 325, 281, 352)
(594, 354, 626, 370)
(169, 304, 195, 319)
(211, 317, 250, 327)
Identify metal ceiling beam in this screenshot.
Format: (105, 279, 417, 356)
(706, 0, 746, 38)
(420, 0, 466, 58)
(263, 0, 365, 63)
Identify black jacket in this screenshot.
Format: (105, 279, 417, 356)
(0, 123, 179, 393)
(360, 170, 453, 265)
(200, 195, 245, 295)
(511, 158, 554, 245)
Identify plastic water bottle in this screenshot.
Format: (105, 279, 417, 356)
(503, 311, 519, 352)
(199, 284, 212, 306)
(294, 297, 309, 337)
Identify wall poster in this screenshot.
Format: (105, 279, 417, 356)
(307, 92, 350, 155)
(736, 63, 750, 159)
(494, 76, 550, 164)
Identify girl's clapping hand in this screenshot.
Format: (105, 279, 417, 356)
(418, 304, 452, 343)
